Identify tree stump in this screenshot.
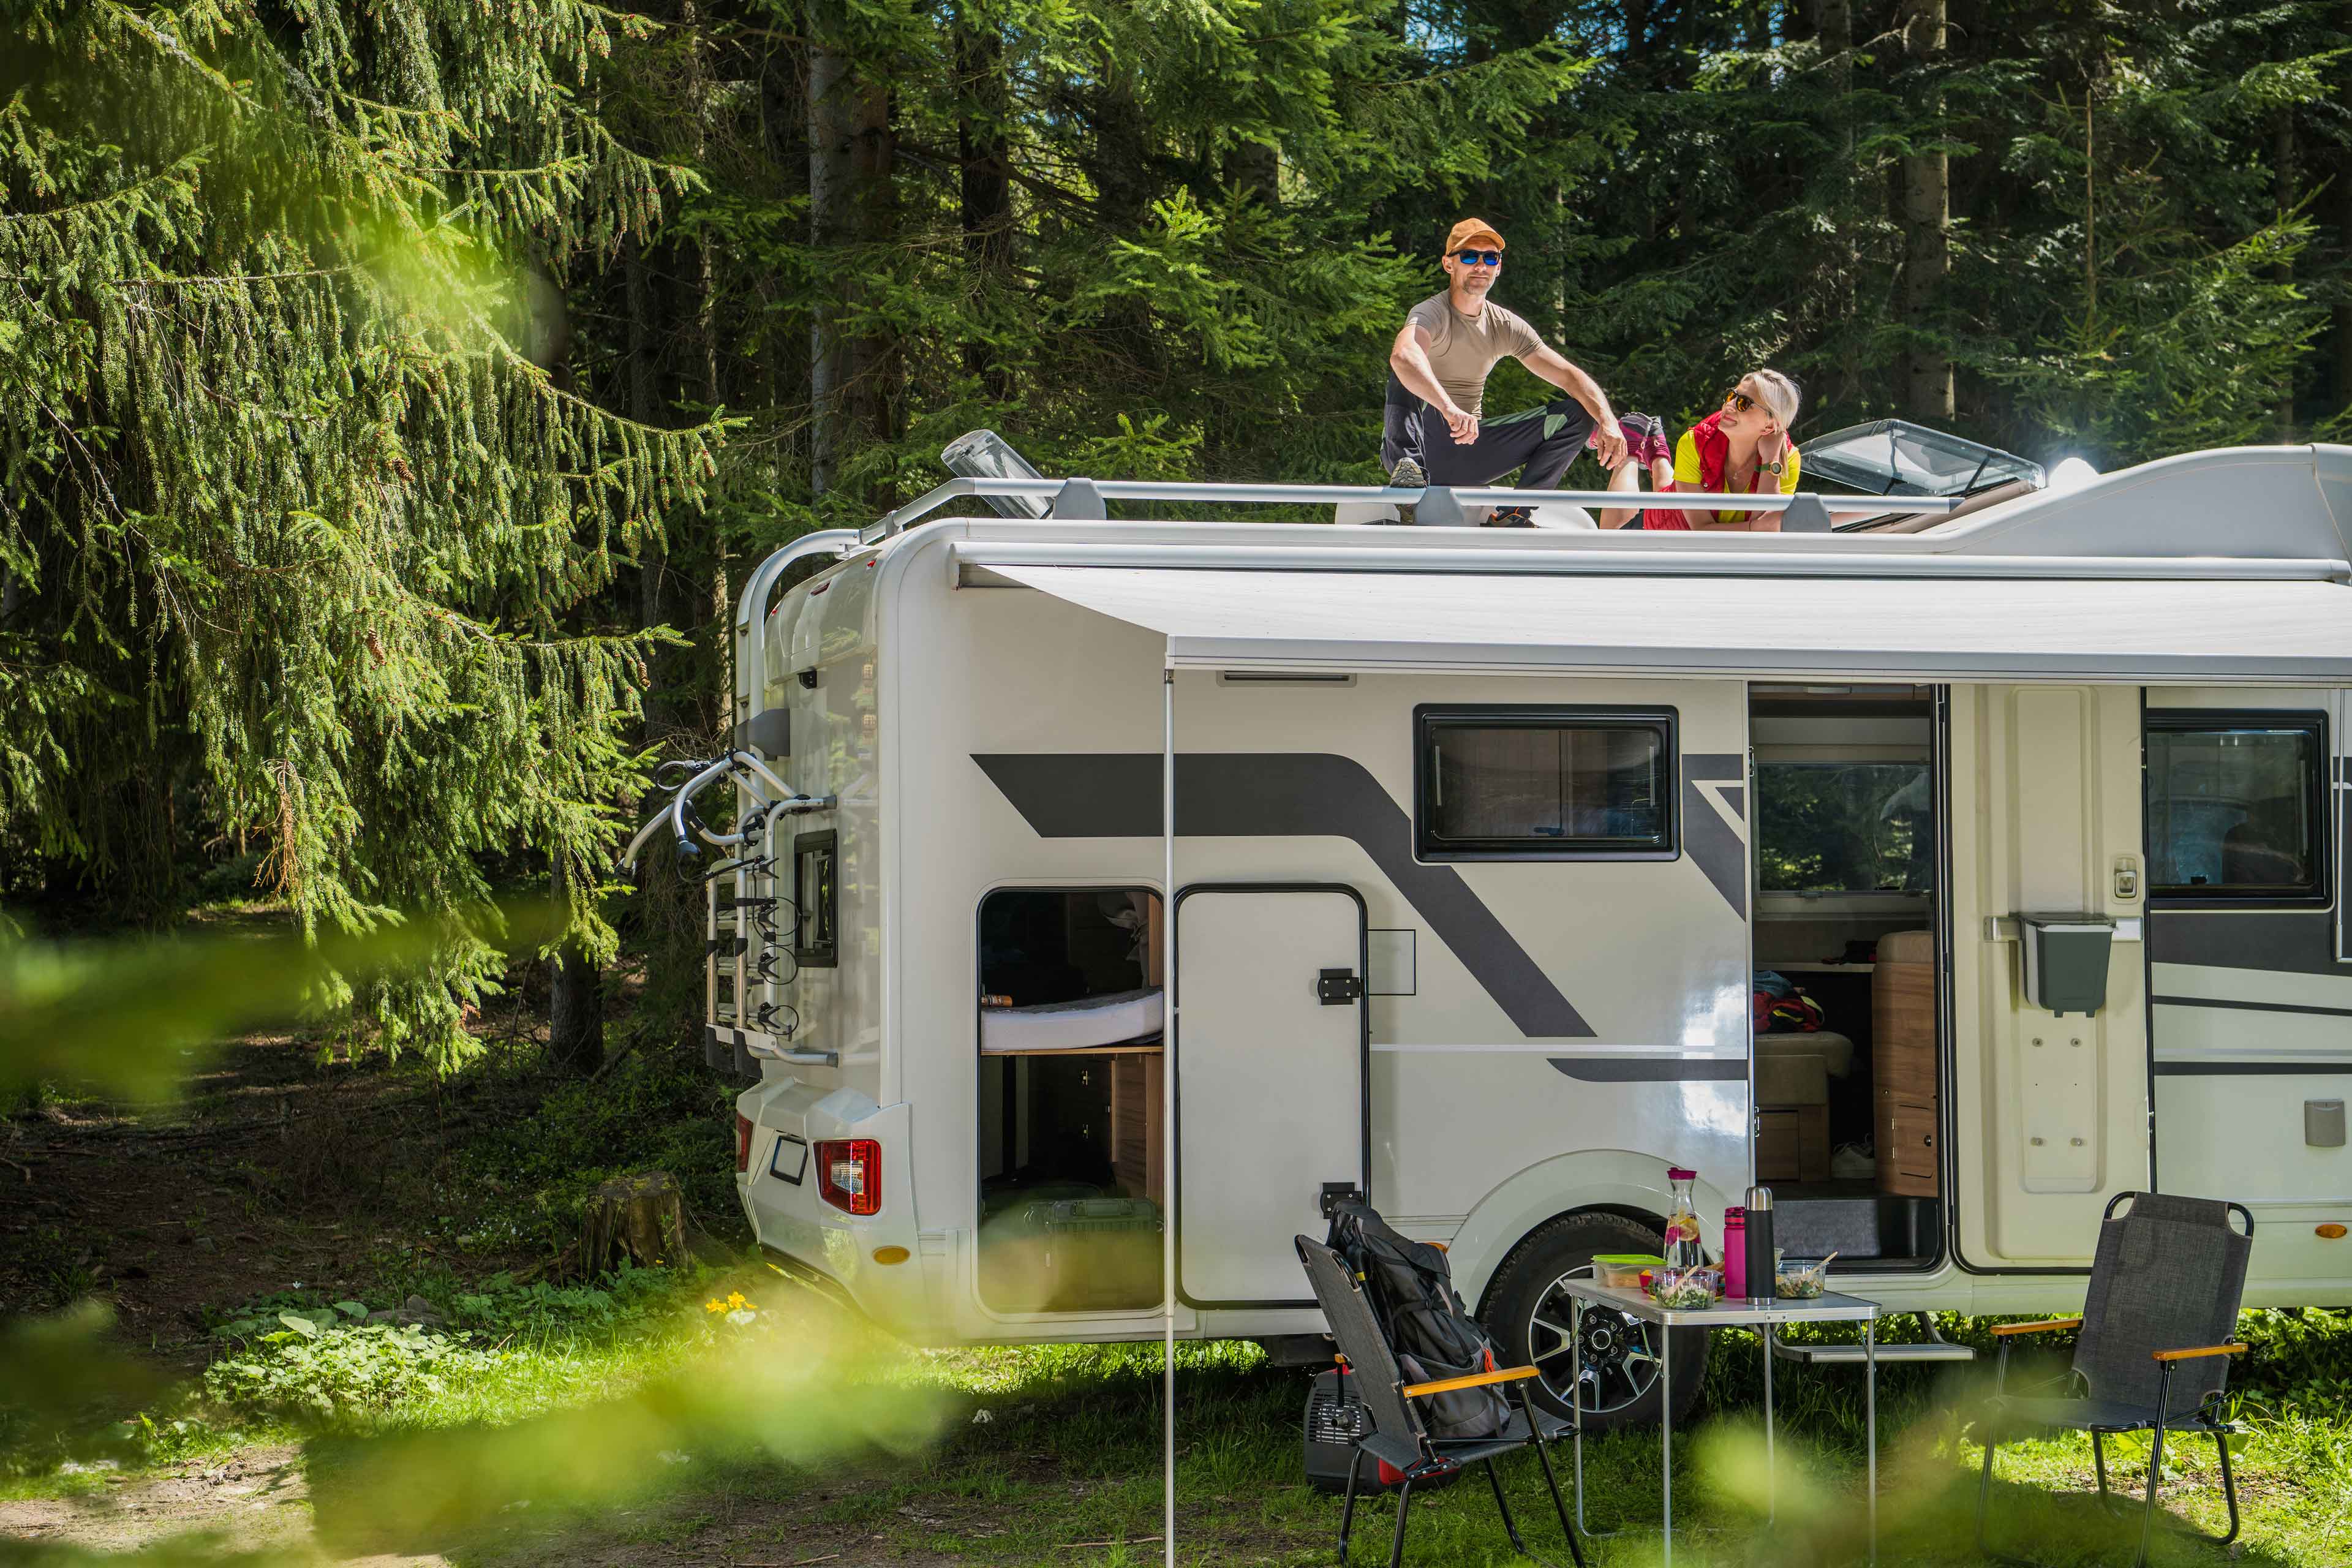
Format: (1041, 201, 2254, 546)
(578, 1170, 690, 1275)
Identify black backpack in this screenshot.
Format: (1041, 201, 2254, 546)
(1324, 1199, 1512, 1441)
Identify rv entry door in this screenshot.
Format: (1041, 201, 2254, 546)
(1173, 884, 1369, 1309)
(1947, 684, 2150, 1268)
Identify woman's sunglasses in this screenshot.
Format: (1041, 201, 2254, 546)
(1724, 389, 1760, 412)
(1453, 250, 1502, 267)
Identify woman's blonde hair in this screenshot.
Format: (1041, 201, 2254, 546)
(1747, 368, 1801, 429)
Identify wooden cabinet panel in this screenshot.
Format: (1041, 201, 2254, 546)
(1878, 1095, 1939, 1197)
(1872, 959, 1937, 1101)
(1757, 1105, 1831, 1183)
(1109, 1050, 1164, 1203)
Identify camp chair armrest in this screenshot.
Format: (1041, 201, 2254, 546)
(1401, 1365, 1542, 1399)
(2151, 1343, 2247, 1363)
(1990, 1317, 2082, 1338)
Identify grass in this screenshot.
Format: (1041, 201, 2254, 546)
(8, 1260, 2352, 1564)
(9, 1000, 2348, 1566)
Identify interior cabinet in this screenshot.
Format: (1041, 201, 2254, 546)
(1871, 932, 1940, 1197)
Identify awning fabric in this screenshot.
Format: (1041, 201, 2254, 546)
(989, 564, 2352, 682)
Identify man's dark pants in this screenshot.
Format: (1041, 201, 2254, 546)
(1381, 372, 1598, 490)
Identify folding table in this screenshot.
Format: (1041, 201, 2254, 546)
(1558, 1280, 1884, 1566)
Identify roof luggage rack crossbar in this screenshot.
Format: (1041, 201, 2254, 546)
(866, 477, 1961, 541)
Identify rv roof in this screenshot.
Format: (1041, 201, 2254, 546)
(869, 442, 2352, 577)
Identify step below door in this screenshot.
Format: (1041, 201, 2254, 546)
(1174, 884, 1369, 1309)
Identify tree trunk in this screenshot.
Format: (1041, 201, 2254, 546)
(843, 83, 899, 446)
(548, 854, 604, 1075)
(1224, 140, 1280, 208)
(1897, 0, 1953, 421)
(2274, 107, 2297, 442)
(955, 2, 1014, 404)
(807, 9, 853, 497)
(579, 1171, 690, 1273)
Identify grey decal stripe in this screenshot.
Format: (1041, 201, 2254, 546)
(973, 752, 1594, 1038)
(1548, 1057, 1745, 1083)
(2148, 911, 2351, 976)
(2152, 993, 2352, 1019)
(1682, 752, 1748, 920)
(2154, 1060, 2352, 1076)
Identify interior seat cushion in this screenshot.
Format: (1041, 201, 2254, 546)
(1878, 929, 1934, 964)
(1758, 1028, 1855, 1080)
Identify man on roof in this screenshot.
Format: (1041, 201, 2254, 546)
(1382, 218, 1640, 526)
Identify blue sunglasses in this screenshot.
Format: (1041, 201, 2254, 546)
(1453, 250, 1502, 267)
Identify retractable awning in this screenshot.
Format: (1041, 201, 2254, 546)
(985, 564, 2352, 682)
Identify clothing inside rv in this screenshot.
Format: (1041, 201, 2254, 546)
(977, 889, 1166, 1313)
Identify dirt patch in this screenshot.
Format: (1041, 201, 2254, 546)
(1, 1036, 540, 1371)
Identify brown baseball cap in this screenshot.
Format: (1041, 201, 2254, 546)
(1444, 217, 1506, 254)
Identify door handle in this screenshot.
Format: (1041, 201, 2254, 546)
(1316, 969, 1363, 1005)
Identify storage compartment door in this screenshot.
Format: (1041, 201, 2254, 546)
(1947, 684, 2149, 1267)
(1174, 884, 1368, 1309)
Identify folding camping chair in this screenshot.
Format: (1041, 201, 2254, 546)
(1974, 1191, 2255, 1567)
(1296, 1235, 1588, 1568)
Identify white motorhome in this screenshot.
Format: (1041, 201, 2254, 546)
(647, 439, 2352, 1428)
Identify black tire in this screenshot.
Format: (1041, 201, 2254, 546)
(1479, 1211, 1710, 1431)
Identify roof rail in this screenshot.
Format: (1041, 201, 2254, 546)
(862, 477, 1960, 543)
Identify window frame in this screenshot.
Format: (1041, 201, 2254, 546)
(1412, 703, 1680, 863)
(791, 829, 840, 967)
(2143, 709, 2329, 908)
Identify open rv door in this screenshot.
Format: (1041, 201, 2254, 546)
(1947, 684, 2150, 1269)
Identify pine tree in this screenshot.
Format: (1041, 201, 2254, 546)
(1, 1, 722, 1068)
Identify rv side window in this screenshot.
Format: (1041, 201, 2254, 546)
(1414, 706, 1676, 861)
(2146, 713, 2326, 902)
(793, 830, 839, 965)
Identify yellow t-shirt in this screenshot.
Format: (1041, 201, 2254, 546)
(1670, 431, 1801, 524)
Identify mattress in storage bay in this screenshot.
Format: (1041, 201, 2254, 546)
(981, 987, 1164, 1053)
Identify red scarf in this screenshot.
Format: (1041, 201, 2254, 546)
(1643, 412, 1765, 530)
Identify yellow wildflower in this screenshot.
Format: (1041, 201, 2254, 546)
(726, 1291, 750, 1310)
(704, 1298, 726, 1313)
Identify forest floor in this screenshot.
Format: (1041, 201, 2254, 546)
(6, 1006, 2352, 1567)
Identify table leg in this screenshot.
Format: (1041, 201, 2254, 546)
(1763, 1324, 1776, 1525)
(1570, 1296, 1586, 1533)
(1866, 1317, 1878, 1566)
(1662, 1323, 1673, 1568)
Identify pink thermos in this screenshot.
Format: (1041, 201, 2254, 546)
(1723, 1207, 1748, 1297)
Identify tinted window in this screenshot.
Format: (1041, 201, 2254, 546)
(1417, 709, 1674, 859)
(2146, 718, 2324, 900)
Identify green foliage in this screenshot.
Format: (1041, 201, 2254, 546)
(444, 1044, 743, 1254)
(1, 1, 723, 1067)
(205, 1319, 491, 1423)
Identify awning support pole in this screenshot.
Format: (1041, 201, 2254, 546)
(1162, 660, 1177, 1568)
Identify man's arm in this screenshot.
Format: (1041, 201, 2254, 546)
(1520, 344, 1625, 469)
(1390, 323, 1478, 445)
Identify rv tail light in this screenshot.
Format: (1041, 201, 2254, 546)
(735, 1114, 754, 1174)
(816, 1138, 881, 1216)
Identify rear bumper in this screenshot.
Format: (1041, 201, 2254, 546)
(736, 1080, 929, 1336)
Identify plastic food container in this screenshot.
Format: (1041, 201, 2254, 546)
(1593, 1253, 1663, 1290)
(1776, 1260, 1828, 1298)
(1646, 1267, 1718, 1310)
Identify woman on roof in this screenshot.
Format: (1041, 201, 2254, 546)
(1642, 369, 1805, 531)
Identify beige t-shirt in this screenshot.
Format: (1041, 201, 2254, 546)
(1404, 292, 1545, 418)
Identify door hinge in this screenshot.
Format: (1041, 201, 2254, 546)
(1317, 968, 1363, 1005)
(1319, 1182, 1364, 1218)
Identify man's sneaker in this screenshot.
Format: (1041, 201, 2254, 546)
(1387, 457, 1425, 526)
(1483, 504, 1537, 528)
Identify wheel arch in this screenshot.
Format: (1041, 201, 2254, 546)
(1449, 1149, 1739, 1311)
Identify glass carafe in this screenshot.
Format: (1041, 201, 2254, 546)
(1662, 1166, 1705, 1270)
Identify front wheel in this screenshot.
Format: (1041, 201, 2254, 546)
(1480, 1211, 1711, 1431)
